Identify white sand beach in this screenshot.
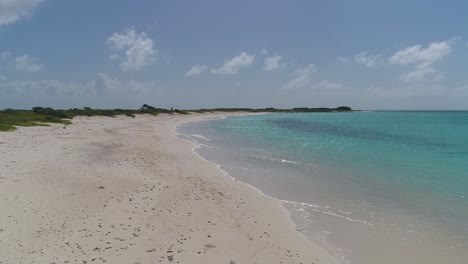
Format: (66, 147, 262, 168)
(0, 113, 338, 264)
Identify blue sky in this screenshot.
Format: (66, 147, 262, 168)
(1, 0, 468, 110)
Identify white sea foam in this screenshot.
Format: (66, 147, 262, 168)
(281, 200, 374, 226)
(203, 116, 228, 120)
(251, 154, 304, 165)
(178, 133, 214, 150)
(280, 158, 301, 164)
(189, 134, 211, 141)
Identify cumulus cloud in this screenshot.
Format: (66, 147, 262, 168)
(354, 51, 380, 67)
(107, 28, 157, 71)
(212, 52, 255, 75)
(263, 54, 282, 71)
(390, 38, 457, 83)
(185, 64, 207, 77)
(282, 64, 317, 90)
(15, 54, 44, 72)
(0, 0, 44, 26)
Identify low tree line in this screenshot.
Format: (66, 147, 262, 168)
(0, 104, 352, 131)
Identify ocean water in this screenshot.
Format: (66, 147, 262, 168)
(177, 112, 468, 264)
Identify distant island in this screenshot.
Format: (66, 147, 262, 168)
(0, 104, 352, 131)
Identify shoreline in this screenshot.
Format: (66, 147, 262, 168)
(174, 113, 339, 262)
(0, 113, 338, 264)
(176, 114, 353, 263)
(174, 114, 328, 256)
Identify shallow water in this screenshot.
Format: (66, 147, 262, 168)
(178, 112, 468, 264)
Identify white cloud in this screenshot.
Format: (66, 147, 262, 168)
(15, 54, 44, 72)
(452, 85, 468, 97)
(390, 41, 453, 66)
(1, 79, 78, 96)
(212, 52, 255, 75)
(369, 83, 451, 99)
(261, 49, 268, 55)
(390, 38, 457, 83)
(108, 54, 120, 61)
(354, 51, 380, 67)
(337, 56, 351, 65)
(0, 73, 154, 97)
(185, 64, 207, 77)
(400, 67, 442, 83)
(92, 73, 153, 95)
(282, 65, 346, 94)
(310, 80, 344, 91)
(263, 54, 282, 71)
(282, 64, 317, 90)
(1, 51, 12, 60)
(0, 0, 44, 26)
(107, 28, 157, 71)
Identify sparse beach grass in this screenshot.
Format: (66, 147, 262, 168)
(0, 104, 191, 131)
(0, 109, 71, 131)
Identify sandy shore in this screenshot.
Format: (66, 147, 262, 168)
(0, 113, 337, 264)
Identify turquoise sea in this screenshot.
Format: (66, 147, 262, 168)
(178, 111, 468, 264)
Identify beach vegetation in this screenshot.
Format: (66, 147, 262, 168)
(0, 109, 71, 131)
(189, 106, 352, 113)
(0, 104, 180, 131)
(1, 105, 353, 131)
